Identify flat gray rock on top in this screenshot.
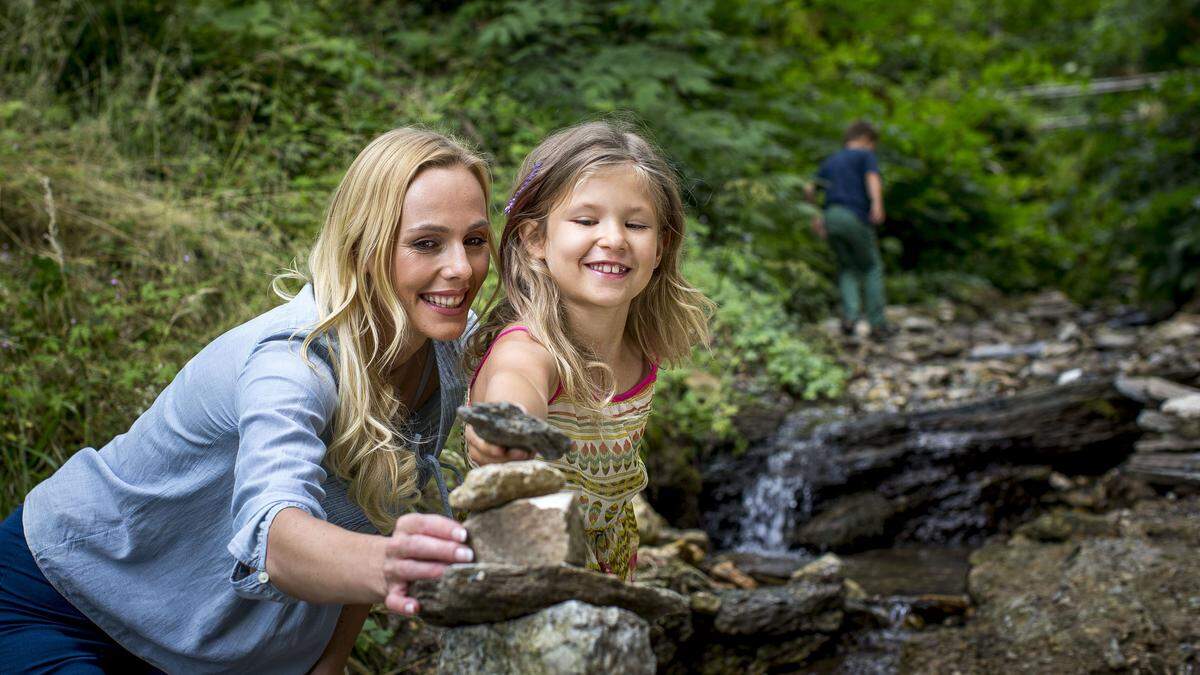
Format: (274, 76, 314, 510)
(450, 460, 565, 512)
(458, 402, 571, 460)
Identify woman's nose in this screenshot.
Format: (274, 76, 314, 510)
(441, 245, 472, 278)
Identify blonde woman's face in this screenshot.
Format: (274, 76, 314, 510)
(392, 165, 490, 343)
(532, 164, 662, 315)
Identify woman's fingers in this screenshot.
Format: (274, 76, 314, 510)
(383, 558, 450, 582)
(393, 513, 468, 542)
(384, 583, 420, 615)
(386, 532, 474, 564)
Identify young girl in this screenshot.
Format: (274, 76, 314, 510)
(466, 121, 712, 581)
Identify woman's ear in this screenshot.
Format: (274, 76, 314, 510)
(521, 219, 546, 260)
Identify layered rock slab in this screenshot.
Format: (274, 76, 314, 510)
(438, 600, 653, 675)
(409, 563, 690, 628)
(457, 402, 571, 460)
(463, 492, 587, 566)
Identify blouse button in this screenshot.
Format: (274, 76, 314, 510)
(257, 571, 270, 584)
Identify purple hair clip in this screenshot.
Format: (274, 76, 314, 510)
(503, 161, 543, 216)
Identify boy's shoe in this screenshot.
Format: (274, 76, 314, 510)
(869, 324, 896, 341)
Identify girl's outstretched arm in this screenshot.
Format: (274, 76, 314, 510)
(466, 331, 558, 465)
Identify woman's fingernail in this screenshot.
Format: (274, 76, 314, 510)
(454, 527, 468, 542)
(404, 600, 415, 614)
(455, 547, 474, 562)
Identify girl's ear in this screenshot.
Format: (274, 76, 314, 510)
(521, 219, 546, 260)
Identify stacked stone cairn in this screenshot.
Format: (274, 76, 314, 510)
(412, 459, 690, 674)
(1117, 374, 1200, 489)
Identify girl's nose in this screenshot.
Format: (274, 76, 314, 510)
(597, 219, 628, 250)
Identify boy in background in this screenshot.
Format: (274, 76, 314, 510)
(808, 121, 893, 339)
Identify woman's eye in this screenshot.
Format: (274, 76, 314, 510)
(413, 239, 439, 251)
(465, 236, 488, 247)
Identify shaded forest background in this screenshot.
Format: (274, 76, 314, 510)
(2, 0, 1198, 528)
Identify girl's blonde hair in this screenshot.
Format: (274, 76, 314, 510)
(276, 127, 490, 533)
(470, 120, 712, 408)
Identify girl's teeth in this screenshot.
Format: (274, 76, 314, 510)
(590, 264, 627, 274)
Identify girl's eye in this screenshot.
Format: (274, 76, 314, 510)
(573, 218, 596, 226)
(627, 222, 651, 230)
(465, 235, 488, 247)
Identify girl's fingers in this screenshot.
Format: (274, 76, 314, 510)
(386, 532, 474, 563)
(466, 427, 510, 465)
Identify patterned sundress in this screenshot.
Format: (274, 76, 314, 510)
(470, 326, 655, 581)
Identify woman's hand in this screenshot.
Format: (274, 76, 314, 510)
(382, 514, 474, 615)
(465, 423, 532, 466)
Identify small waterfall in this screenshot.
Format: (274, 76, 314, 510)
(734, 413, 843, 553)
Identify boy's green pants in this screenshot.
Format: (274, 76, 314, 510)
(824, 205, 887, 328)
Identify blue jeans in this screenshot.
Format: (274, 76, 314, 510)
(0, 506, 163, 674)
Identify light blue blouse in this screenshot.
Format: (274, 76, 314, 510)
(21, 285, 469, 674)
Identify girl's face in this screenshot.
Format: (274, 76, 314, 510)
(392, 165, 490, 343)
(531, 164, 663, 316)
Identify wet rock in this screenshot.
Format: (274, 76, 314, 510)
(438, 600, 653, 675)
(698, 634, 830, 675)
(1093, 326, 1138, 350)
(635, 554, 715, 595)
(968, 341, 1045, 360)
(1026, 290, 1078, 320)
(901, 315, 938, 332)
(1123, 452, 1200, 486)
(1149, 315, 1200, 343)
(790, 553, 843, 584)
(1114, 375, 1200, 404)
(410, 563, 690, 628)
(1013, 508, 1119, 542)
(457, 402, 571, 460)
(689, 591, 721, 615)
(712, 580, 844, 637)
(1056, 367, 1083, 384)
(1163, 393, 1200, 420)
(464, 492, 587, 566)
(708, 560, 758, 589)
(1134, 436, 1200, 453)
(902, 498, 1200, 674)
(705, 552, 812, 585)
(1136, 409, 1180, 434)
(450, 460, 565, 512)
(794, 492, 895, 551)
(907, 365, 951, 387)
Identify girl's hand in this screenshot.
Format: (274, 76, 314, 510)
(382, 514, 473, 615)
(465, 424, 532, 465)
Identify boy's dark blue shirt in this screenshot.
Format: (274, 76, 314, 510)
(817, 147, 880, 224)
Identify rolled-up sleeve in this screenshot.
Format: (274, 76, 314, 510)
(226, 331, 338, 602)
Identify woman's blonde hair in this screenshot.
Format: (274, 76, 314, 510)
(470, 120, 712, 409)
(276, 127, 490, 533)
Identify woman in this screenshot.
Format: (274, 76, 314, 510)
(0, 128, 491, 673)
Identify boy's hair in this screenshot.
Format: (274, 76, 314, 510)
(843, 120, 879, 144)
(469, 119, 713, 409)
